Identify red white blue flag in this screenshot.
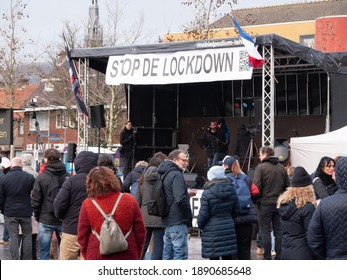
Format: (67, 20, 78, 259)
(63, 34, 89, 117)
(231, 16, 264, 68)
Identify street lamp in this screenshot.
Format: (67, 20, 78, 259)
(29, 98, 43, 164)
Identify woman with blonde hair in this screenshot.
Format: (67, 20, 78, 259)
(77, 166, 146, 260)
(277, 166, 316, 260)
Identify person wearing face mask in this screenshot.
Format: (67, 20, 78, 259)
(312, 156, 338, 202)
(156, 149, 197, 260)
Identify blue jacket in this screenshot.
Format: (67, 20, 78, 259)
(197, 178, 239, 259)
(157, 160, 192, 228)
(225, 171, 257, 224)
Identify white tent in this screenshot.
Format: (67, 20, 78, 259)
(290, 126, 347, 174)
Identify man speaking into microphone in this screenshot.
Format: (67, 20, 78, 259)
(119, 120, 135, 179)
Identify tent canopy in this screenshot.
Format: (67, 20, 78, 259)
(290, 126, 347, 174)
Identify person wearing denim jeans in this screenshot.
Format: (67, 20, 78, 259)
(32, 148, 68, 260)
(37, 223, 62, 260)
(163, 224, 188, 260)
(1, 218, 10, 243)
(157, 150, 197, 260)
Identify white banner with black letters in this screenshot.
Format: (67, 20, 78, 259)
(105, 47, 253, 85)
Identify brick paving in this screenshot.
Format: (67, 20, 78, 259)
(0, 223, 262, 260)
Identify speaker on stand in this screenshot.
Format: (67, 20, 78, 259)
(274, 138, 289, 162)
(90, 105, 106, 155)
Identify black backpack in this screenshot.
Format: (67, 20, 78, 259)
(147, 170, 171, 217)
(45, 171, 66, 213)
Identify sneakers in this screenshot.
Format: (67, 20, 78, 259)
(271, 250, 276, 256)
(0, 240, 9, 245)
(256, 247, 263, 255)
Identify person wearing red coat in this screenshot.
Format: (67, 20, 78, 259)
(77, 166, 146, 260)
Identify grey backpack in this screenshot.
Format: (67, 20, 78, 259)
(91, 193, 132, 255)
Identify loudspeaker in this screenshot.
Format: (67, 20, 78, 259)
(66, 142, 77, 163)
(274, 138, 289, 162)
(90, 105, 106, 128)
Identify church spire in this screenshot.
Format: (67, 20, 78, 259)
(85, 0, 102, 47)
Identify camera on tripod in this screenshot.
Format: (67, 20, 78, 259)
(246, 125, 260, 137)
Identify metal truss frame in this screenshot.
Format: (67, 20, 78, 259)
(77, 58, 89, 151)
(261, 44, 275, 147)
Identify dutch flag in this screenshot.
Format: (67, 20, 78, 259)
(231, 16, 264, 68)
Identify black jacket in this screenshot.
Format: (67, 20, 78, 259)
(253, 156, 290, 205)
(157, 160, 192, 228)
(31, 160, 68, 226)
(0, 167, 35, 218)
(53, 151, 98, 235)
(122, 165, 146, 193)
(119, 128, 135, 157)
(279, 201, 315, 260)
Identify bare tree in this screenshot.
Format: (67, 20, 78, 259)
(164, 0, 238, 42)
(39, 0, 146, 149)
(0, 0, 34, 108)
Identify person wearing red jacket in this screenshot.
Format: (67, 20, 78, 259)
(77, 166, 146, 260)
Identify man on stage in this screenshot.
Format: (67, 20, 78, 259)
(119, 121, 135, 179)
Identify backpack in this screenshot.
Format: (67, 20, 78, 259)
(45, 171, 66, 213)
(91, 193, 132, 255)
(147, 170, 171, 217)
(130, 180, 139, 197)
(227, 173, 252, 214)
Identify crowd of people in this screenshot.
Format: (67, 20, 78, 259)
(0, 119, 346, 260)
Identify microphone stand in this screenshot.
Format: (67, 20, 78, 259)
(131, 130, 137, 170)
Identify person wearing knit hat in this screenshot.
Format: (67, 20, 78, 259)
(198, 161, 239, 260)
(277, 166, 316, 259)
(308, 156, 347, 259)
(291, 166, 313, 187)
(207, 165, 225, 181)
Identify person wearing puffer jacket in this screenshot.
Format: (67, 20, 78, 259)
(53, 151, 98, 259)
(197, 165, 239, 260)
(308, 156, 347, 259)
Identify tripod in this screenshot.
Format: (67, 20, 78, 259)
(242, 135, 259, 172)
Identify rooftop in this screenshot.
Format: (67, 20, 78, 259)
(211, 0, 347, 28)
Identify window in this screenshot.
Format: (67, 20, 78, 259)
(56, 111, 62, 128)
(62, 111, 76, 128)
(43, 81, 54, 92)
(300, 35, 315, 48)
(30, 112, 49, 131)
(19, 121, 24, 135)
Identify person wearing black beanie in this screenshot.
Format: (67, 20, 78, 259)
(277, 166, 317, 259)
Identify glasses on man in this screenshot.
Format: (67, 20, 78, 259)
(178, 158, 188, 162)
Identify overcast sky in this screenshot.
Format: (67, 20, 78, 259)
(1, 0, 312, 58)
